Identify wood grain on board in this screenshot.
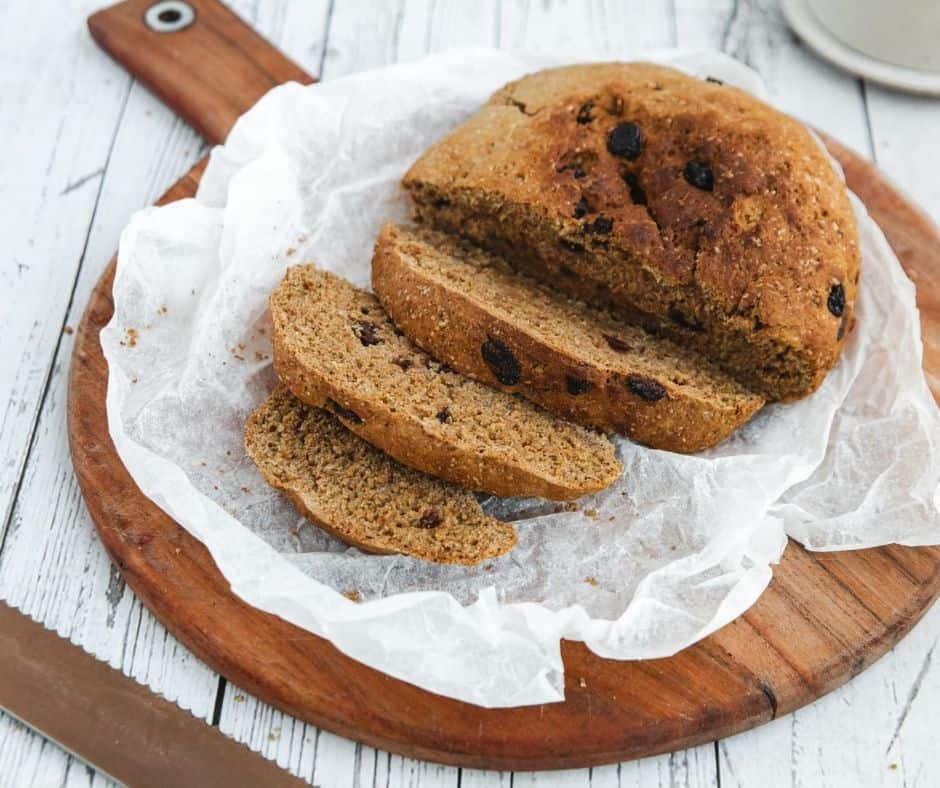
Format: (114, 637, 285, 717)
(66, 0, 940, 772)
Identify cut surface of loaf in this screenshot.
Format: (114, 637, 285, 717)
(244, 386, 516, 565)
(373, 223, 765, 453)
(270, 265, 622, 500)
(403, 62, 860, 401)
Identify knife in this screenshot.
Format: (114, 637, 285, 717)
(0, 600, 309, 787)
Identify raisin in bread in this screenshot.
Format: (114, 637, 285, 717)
(373, 223, 764, 453)
(245, 386, 516, 564)
(403, 62, 860, 401)
(270, 265, 621, 500)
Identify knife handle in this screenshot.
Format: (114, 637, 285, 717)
(88, 0, 315, 146)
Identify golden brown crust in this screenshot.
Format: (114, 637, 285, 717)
(269, 266, 621, 500)
(403, 62, 861, 400)
(373, 224, 764, 453)
(272, 344, 597, 499)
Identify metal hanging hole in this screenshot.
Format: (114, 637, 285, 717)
(144, 1, 196, 33)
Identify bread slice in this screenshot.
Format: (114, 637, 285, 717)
(269, 265, 621, 500)
(403, 62, 860, 401)
(373, 224, 764, 453)
(244, 386, 516, 564)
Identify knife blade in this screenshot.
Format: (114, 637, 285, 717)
(0, 600, 309, 787)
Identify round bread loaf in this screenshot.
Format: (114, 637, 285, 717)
(403, 62, 861, 400)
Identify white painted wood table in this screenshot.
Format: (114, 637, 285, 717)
(2, 1, 939, 785)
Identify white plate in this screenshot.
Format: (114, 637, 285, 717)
(781, 0, 940, 96)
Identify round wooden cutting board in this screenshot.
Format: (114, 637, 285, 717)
(70, 0, 940, 771)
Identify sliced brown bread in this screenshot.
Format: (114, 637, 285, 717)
(372, 223, 765, 453)
(244, 386, 516, 564)
(403, 62, 860, 401)
(269, 265, 622, 500)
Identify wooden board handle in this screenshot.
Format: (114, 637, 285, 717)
(88, 0, 315, 145)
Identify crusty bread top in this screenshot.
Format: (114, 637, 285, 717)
(244, 386, 516, 564)
(403, 62, 860, 399)
(269, 265, 622, 500)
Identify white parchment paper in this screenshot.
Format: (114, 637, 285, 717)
(101, 49, 940, 707)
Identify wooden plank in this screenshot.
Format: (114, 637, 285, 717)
(0, 2, 219, 781)
(458, 768, 512, 788)
(509, 745, 718, 788)
(374, 750, 461, 788)
(499, 0, 674, 54)
(0, 0, 131, 535)
(319, 0, 405, 78)
(0, 77, 220, 785)
(216, 682, 325, 783)
(865, 85, 940, 221)
(0, 713, 119, 788)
